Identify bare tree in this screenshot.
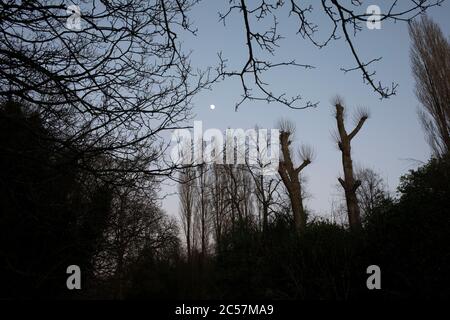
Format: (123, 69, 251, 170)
(330, 196, 348, 226)
(209, 164, 230, 247)
(93, 181, 176, 299)
(246, 163, 282, 232)
(0, 0, 217, 180)
(218, 0, 442, 110)
(179, 167, 196, 261)
(409, 15, 450, 158)
(333, 98, 369, 230)
(0, 1, 443, 176)
(355, 167, 388, 222)
(277, 119, 313, 232)
(195, 163, 210, 258)
(223, 164, 251, 227)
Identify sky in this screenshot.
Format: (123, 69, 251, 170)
(161, 0, 450, 219)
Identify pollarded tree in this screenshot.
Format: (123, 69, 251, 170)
(333, 98, 369, 231)
(277, 120, 313, 233)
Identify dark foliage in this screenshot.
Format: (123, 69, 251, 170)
(167, 157, 449, 300)
(364, 157, 450, 299)
(208, 157, 449, 299)
(0, 101, 112, 298)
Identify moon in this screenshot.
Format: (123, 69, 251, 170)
(210, 104, 216, 110)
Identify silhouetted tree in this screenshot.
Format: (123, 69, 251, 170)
(0, 101, 112, 298)
(333, 98, 369, 230)
(365, 156, 450, 298)
(243, 126, 283, 233)
(195, 163, 210, 259)
(277, 120, 313, 232)
(179, 167, 196, 261)
(218, 0, 441, 109)
(409, 15, 450, 158)
(355, 167, 389, 224)
(209, 164, 230, 247)
(0, 0, 217, 179)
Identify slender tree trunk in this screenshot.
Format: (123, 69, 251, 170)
(262, 202, 269, 233)
(186, 221, 191, 262)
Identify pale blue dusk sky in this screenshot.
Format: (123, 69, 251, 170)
(162, 1, 450, 218)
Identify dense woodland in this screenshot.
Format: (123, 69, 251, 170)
(0, 1, 449, 299)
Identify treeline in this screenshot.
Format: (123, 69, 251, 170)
(175, 100, 375, 263)
(1, 97, 448, 299)
(171, 113, 449, 299)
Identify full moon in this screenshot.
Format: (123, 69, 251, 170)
(210, 104, 216, 110)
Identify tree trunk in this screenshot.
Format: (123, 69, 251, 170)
(278, 130, 310, 233)
(335, 102, 367, 230)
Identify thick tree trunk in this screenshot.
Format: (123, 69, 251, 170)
(278, 131, 310, 233)
(289, 181, 305, 232)
(335, 102, 367, 230)
(340, 145, 361, 230)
